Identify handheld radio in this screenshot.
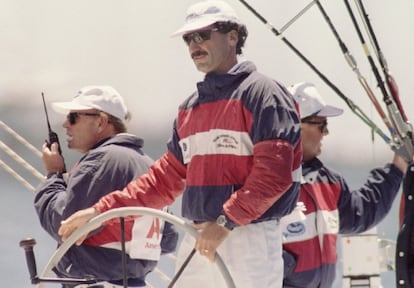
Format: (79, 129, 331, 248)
(42, 92, 66, 173)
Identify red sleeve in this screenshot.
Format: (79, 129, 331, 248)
(224, 139, 294, 225)
(93, 151, 186, 212)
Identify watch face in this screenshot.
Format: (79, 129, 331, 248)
(217, 215, 234, 230)
(217, 215, 226, 225)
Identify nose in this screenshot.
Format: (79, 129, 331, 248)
(62, 119, 70, 128)
(188, 39, 200, 49)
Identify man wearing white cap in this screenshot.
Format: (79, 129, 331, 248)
(281, 82, 407, 288)
(34, 85, 178, 288)
(58, 1, 302, 287)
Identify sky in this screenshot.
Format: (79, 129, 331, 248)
(0, 0, 413, 165)
(1, 0, 413, 287)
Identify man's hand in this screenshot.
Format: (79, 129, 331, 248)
(193, 221, 230, 262)
(58, 207, 100, 245)
(42, 142, 65, 174)
(393, 152, 409, 173)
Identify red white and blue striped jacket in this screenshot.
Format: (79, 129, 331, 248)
(94, 61, 302, 228)
(282, 157, 403, 288)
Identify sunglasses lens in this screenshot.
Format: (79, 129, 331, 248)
(67, 113, 77, 125)
(193, 32, 204, 43)
(321, 121, 328, 132)
(302, 119, 328, 133)
(183, 34, 190, 45)
(183, 30, 212, 45)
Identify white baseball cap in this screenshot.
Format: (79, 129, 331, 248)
(171, 0, 243, 37)
(52, 85, 128, 120)
(287, 82, 343, 119)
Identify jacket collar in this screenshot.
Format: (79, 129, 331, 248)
(196, 60, 256, 100)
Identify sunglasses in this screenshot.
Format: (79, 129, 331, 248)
(66, 112, 100, 125)
(182, 28, 219, 45)
(302, 119, 328, 133)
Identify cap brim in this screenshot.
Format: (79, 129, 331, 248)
(171, 18, 217, 37)
(52, 102, 93, 115)
(316, 105, 344, 117)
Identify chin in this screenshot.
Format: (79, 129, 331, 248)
(195, 65, 210, 73)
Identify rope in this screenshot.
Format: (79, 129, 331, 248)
(279, 0, 317, 34)
(237, 0, 391, 145)
(0, 140, 44, 181)
(315, 0, 397, 139)
(0, 120, 42, 158)
(0, 159, 36, 192)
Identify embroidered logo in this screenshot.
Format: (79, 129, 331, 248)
(328, 216, 338, 230)
(283, 221, 306, 238)
(213, 134, 239, 150)
(186, 7, 220, 22)
(182, 142, 188, 152)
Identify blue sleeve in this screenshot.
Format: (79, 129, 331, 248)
(34, 174, 68, 242)
(338, 163, 403, 234)
(34, 151, 131, 241)
(34, 155, 104, 242)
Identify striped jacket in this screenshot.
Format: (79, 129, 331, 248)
(282, 157, 403, 288)
(94, 60, 302, 228)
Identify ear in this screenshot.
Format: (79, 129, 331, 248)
(97, 113, 109, 132)
(228, 30, 238, 47)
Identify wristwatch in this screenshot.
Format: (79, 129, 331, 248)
(216, 214, 236, 231)
(46, 171, 63, 179)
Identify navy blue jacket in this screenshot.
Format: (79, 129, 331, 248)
(34, 133, 178, 285)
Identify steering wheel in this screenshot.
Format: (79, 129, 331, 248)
(36, 207, 236, 288)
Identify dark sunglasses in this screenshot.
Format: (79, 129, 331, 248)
(302, 119, 328, 133)
(182, 28, 219, 45)
(66, 112, 100, 125)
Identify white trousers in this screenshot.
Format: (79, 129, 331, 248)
(174, 219, 283, 288)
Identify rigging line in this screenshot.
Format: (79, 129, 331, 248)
(343, 0, 413, 160)
(342, 0, 389, 106)
(0, 159, 36, 193)
(354, 0, 409, 122)
(314, 0, 397, 140)
(357, 3, 381, 63)
(353, 1, 382, 71)
(0, 120, 42, 158)
(279, 0, 317, 34)
(0, 140, 45, 181)
(236, 0, 391, 144)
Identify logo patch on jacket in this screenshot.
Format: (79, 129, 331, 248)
(283, 222, 306, 238)
(182, 142, 188, 152)
(214, 134, 238, 149)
